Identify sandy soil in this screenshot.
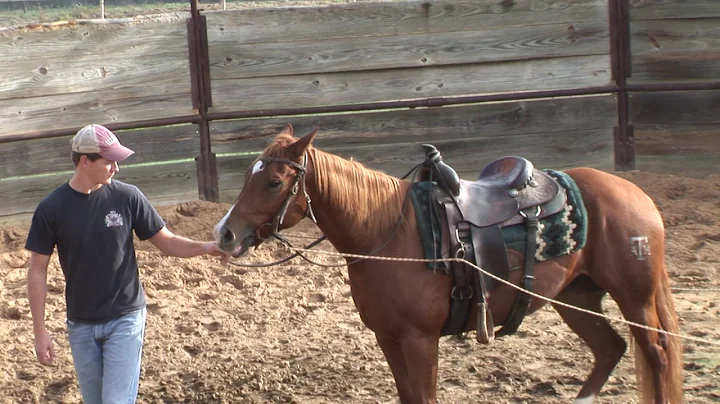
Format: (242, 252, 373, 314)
(0, 170, 718, 403)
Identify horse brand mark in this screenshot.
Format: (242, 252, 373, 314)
(630, 236, 650, 260)
(104, 211, 124, 228)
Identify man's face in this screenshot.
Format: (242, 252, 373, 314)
(84, 156, 119, 185)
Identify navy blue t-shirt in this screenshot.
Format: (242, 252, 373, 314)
(25, 180, 165, 323)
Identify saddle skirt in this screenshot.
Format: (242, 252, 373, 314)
(410, 152, 589, 338)
(410, 167, 589, 273)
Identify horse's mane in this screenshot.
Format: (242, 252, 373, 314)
(265, 133, 409, 241)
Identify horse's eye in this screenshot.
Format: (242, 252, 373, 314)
(268, 179, 282, 188)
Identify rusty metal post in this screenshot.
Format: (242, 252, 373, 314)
(188, 0, 218, 202)
(610, 0, 634, 170)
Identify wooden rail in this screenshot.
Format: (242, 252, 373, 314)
(1, 0, 719, 222)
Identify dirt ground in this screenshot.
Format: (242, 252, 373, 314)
(0, 170, 718, 404)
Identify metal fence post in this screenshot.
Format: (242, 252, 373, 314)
(188, 0, 218, 202)
(610, 0, 634, 170)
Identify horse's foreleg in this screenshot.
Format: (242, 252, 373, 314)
(375, 332, 413, 403)
(552, 284, 627, 403)
(399, 331, 440, 404)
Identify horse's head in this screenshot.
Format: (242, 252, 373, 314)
(214, 124, 319, 257)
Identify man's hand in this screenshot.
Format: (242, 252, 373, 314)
(203, 241, 230, 264)
(27, 252, 54, 366)
(149, 228, 231, 262)
(34, 330, 55, 366)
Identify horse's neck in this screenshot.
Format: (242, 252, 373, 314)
(306, 150, 409, 253)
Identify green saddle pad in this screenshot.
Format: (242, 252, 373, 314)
(410, 169, 588, 271)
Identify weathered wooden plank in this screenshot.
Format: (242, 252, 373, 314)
(0, 161, 199, 220)
(0, 20, 191, 99)
(629, 19, 720, 84)
(206, 0, 608, 44)
(634, 126, 720, 177)
(217, 154, 256, 202)
(210, 54, 612, 113)
(634, 155, 719, 178)
(631, 90, 720, 178)
(0, 124, 200, 178)
(210, 21, 608, 80)
(112, 161, 199, 203)
(0, 18, 193, 136)
(631, 0, 720, 20)
(334, 129, 614, 174)
(214, 96, 616, 203)
(0, 87, 195, 137)
(217, 128, 614, 202)
(630, 90, 720, 126)
(635, 127, 720, 156)
(210, 94, 617, 154)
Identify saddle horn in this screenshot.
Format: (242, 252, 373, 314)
(421, 144, 461, 197)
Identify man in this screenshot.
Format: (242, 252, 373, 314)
(25, 124, 227, 404)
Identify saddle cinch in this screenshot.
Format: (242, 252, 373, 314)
(416, 145, 567, 344)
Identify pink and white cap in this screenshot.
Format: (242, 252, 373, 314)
(71, 124, 134, 162)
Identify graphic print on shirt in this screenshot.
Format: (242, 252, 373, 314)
(105, 210, 124, 228)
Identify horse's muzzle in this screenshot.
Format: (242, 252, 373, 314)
(232, 234, 258, 258)
(217, 224, 259, 258)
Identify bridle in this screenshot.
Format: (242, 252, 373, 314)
(229, 153, 425, 268)
(229, 153, 330, 268)
(256, 153, 317, 237)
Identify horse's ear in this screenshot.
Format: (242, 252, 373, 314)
(279, 123, 294, 137)
(289, 127, 318, 157)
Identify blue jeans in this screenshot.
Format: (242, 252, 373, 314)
(67, 308, 147, 404)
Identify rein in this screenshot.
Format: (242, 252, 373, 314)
(229, 155, 426, 269)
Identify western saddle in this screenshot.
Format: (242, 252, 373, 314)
(417, 145, 566, 343)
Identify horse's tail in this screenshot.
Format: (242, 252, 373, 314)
(633, 266, 684, 403)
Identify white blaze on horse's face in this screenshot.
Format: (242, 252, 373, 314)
(214, 159, 264, 245)
(214, 202, 237, 244)
(251, 160, 265, 176)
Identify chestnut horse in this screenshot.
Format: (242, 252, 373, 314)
(213, 124, 683, 404)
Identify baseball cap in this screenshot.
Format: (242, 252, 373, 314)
(71, 124, 134, 162)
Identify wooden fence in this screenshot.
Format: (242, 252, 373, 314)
(0, 0, 719, 223)
(629, 1, 720, 176)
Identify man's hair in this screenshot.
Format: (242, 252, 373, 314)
(71, 152, 103, 167)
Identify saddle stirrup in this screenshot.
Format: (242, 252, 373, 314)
(476, 301, 494, 344)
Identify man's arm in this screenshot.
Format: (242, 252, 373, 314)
(148, 227, 227, 259)
(27, 252, 55, 366)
